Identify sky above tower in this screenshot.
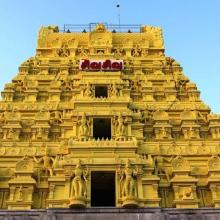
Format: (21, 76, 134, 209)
(0, 0, 219, 112)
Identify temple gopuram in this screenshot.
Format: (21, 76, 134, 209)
(0, 23, 220, 219)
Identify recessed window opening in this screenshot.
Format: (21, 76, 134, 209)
(95, 86, 108, 98)
(93, 118, 111, 140)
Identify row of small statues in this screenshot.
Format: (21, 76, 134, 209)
(56, 45, 149, 58)
(1, 124, 220, 141)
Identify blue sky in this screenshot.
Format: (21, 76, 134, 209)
(0, 0, 220, 112)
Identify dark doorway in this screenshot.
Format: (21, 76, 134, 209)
(93, 118, 111, 140)
(91, 171, 115, 207)
(95, 86, 108, 98)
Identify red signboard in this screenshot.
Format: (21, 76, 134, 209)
(79, 59, 123, 71)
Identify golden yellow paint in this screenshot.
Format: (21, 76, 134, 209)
(0, 23, 218, 210)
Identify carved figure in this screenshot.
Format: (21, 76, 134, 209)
(181, 188, 194, 200)
(208, 155, 220, 170)
(70, 160, 88, 198)
(17, 186, 23, 201)
(78, 113, 90, 137)
(7, 128, 16, 139)
(182, 127, 200, 139)
(120, 160, 137, 198)
(154, 156, 173, 181)
(113, 47, 124, 58)
(155, 126, 171, 139)
(57, 44, 70, 57)
(78, 47, 89, 57)
(83, 83, 93, 97)
(109, 83, 119, 97)
(131, 45, 142, 57)
(114, 113, 127, 137)
(50, 110, 63, 124)
(33, 145, 55, 176)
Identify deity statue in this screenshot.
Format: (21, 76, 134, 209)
(109, 83, 119, 97)
(113, 47, 124, 58)
(155, 126, 171, 139)
(83, 83, 93, 97)
(50, 110, 63, 124)
(17, 186, 23, 201)
(182, 127, 200, 139)
(57, 44, 70, 57)
(120, 160, 137, 198)
(78, 47, 89, 57)
(181, 188, 194, 200)
(7, 128, 16, 139)
(131, 45, 142, 57)
(154, 155, 174, 181)
(70, 160, 88, 198)
(114, 113, 127, 137)
(33, 145, 55, 176)
(78, 113, 90, 137)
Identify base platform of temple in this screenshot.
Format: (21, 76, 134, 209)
(1, 208, 220, 220)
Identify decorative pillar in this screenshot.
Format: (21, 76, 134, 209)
(7, 157, 36, 210)
(207, 155, 220, 207)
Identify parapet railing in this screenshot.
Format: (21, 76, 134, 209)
(62, 23, 142, 33)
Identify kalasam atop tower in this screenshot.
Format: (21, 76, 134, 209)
(0, 23, 220, 218)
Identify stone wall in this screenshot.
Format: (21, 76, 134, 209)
(1, 208, 220, 220)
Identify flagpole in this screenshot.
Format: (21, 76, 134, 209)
(116, 4, 121, 31)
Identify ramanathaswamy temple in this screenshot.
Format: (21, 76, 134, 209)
(0, 23, 220, 219)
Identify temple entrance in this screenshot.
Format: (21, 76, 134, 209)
(91, 171, 115, 207)
(93, 118, 111, 140)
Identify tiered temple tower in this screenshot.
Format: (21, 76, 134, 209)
(0, 23, 220, 211)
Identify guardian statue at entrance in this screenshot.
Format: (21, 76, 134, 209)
(69, 160, 88, 208)
(120, 160, 137, 197)
(119, 160, 138, 207)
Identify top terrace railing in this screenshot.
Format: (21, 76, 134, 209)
(62, 23, 142, 33)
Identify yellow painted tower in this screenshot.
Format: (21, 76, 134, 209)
(0, 23, 219, 211)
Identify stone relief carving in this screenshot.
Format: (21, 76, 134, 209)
(208, 155, 220, 170)
(70, 160, 88, 198)
(154, 155, 173, 181)
(77, 113, 91, 139)
(57, 43, 70, 57)
(119, 160, 137, 198)
(172, 156, 190, 171)
(33, 145, 55, 176)
(113, 113, 127, 139)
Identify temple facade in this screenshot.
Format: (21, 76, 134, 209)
(0, 23, 220, 211)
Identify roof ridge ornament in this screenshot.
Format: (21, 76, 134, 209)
(92, 23, 108, 33)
